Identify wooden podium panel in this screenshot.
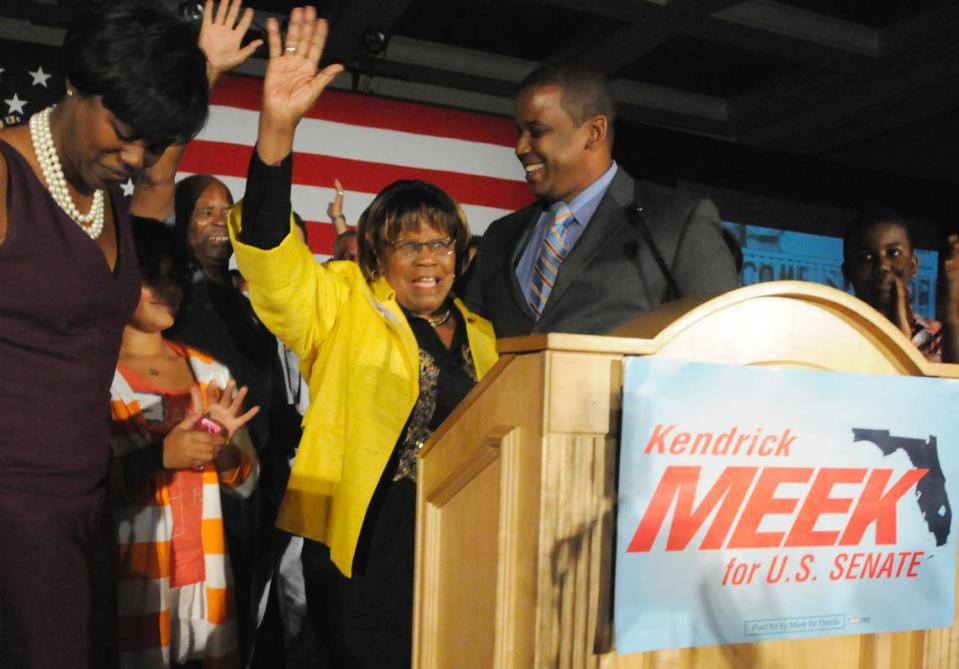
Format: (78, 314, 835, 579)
(416, 354, 545, 668)
(414, 282, 959, 668)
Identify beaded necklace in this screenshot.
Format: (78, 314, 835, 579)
(29, 106, 105, 240)
(423, 308, 451, 328)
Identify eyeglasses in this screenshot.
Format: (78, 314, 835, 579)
(388, 237, 455, 258)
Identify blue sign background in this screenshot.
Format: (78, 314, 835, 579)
(615, 358, 959, 653)
(723, 222, 939, 321)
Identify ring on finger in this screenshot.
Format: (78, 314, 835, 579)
(285, 45, 298, 54)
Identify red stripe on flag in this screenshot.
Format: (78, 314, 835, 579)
(181, 140, 533, 211)
(211, 75, 517, 148)
(305, 221, 335, 256)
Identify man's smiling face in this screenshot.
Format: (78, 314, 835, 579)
(514, 84, 595, 204)
(187, 181, 233, 267)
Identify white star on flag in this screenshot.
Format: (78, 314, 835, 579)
(29, 66, 51, 88)
(4, 93, 26, 115)
(121, 179, 135, 197)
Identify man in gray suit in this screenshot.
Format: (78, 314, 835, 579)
(464, 64, 739, 337)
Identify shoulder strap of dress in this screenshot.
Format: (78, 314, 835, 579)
(0, 137, 31, 179)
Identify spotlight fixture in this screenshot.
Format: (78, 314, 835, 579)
(360, 27, 389, 55)
(178, 1, 204, 23)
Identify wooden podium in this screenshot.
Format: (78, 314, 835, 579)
(413, 281, 959, 669)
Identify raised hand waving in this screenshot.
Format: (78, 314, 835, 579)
(199, 0, 263, 85)
(257, 6, 344, 164)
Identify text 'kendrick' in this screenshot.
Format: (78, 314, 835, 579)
(644, 424, 796, 457)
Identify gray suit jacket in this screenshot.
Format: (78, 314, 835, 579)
(464, 168, 739, 337)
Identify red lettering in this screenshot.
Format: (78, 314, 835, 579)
(629, 466, 929, 554)
(626, 466, 757, 552)
(728, 468, 813, 548)
(907, 551, 923, 578)
(845, 552, 864, 579)
(876, 552, 894, 578)
(784, 468, 866, 547)
(644, 424, 674, 454)
(639, 426, 796, 457)
(896, 551, 912, 578)
(714, 428, 736, 455)
(670, 431, 690, 454)
(829, 551, 924, 579)
(839, 469, 929, 545)
(829, 553, 847, 580)
(691, 432, 712, 455)
(775, 429, 795, 456)
(861, 551, 883, 578)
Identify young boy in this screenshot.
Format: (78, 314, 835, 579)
(842, 206, 959, 362)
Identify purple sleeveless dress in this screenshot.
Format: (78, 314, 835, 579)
(0, 140, 139, 668)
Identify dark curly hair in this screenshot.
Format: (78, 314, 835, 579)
(356, 180, 471, 281)
(61, 0, 208, 148)
(130, 216, 190, 298)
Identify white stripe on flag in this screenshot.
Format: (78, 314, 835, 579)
(177, 173, 514, 236)
(198, 106, 525, 182)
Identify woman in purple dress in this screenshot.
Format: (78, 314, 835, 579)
(0, 3, 211, 666)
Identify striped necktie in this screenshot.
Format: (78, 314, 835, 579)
(529, 203, 575, 318)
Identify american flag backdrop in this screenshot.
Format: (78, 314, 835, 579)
(183, 74, 532, 257)
(0, 38, 531, 257)
(0, 40, 64, 132)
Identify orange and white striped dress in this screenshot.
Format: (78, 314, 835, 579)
(110, 343, 258, 669)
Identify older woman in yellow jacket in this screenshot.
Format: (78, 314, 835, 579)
(227, 8, 497, 667)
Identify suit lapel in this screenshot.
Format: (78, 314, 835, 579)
(504, 206, 541, 321)
(539, 170, 635, 320)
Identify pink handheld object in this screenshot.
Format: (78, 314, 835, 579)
(197, 415, 226, 436)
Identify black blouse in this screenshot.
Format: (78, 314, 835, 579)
(393, 305, 477, 481)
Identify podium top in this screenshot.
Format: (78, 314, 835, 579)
(496, 281, 959, 379)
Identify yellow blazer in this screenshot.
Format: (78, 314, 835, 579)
(229, 212, 498, 576)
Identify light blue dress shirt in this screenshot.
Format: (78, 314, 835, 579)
(515, 161, 619, 309)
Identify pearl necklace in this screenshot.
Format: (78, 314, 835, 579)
(29, 106, 105, 240)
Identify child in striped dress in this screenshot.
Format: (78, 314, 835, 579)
(110, 217, 260, 668)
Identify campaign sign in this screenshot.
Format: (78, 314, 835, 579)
(615, 357, 959, 653)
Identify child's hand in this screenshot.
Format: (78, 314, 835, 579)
(162, 410, 226, 470)
(203, 381, 260, 440)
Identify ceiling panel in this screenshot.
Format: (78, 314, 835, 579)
(775, 0, 953, 29)
(617, 35, 829, 98)
(391, 0, 621, 62)
(4, 0, 959, 188)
